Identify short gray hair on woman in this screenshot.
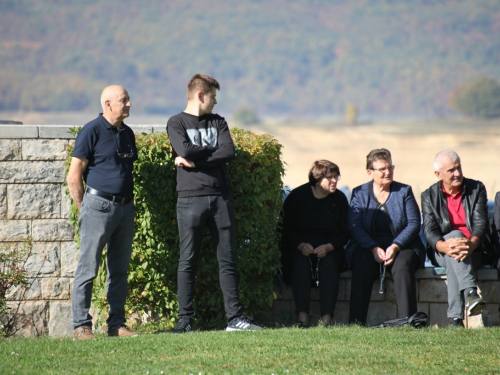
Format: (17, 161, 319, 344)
(433, 149, 460, 172)
(366, 148, 392, 170)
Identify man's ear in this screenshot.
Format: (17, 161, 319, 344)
(198, 91, 204, 102)
(434, 170, 442, 180)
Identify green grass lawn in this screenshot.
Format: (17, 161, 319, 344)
(2, 326, 500, 374)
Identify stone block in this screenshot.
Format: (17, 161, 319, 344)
(0, 161, 66, 183)
(61, 240, 78, 277)
(42, 277, 70, 299)
(6, 278, 42, 301)
(0, 139, 22, 160)
(480, 303, 500, 327)
(0, 184, 6, 218)
(477, 280, 500, 303)
(333, 301, 349, 325)
(22, 139, 69, 160)
(477, 268, 499, 281)
(38, 126, 76, 139)
(416, 267, 447, 279)
(418, 279, 448, 302)
(25, 242, 61, 276)
(32, 219, 74, 241)
(429, 303, 448, 327)
(272, 300, 293, 325)
(417, 302, 429, 316)
(383, 279, 396, 302)
(7, 184, 62, 219)
(48, 301, 73, 337)
(338, 278, 348, 301)
(129, 125, 154, 134)
(152, 125, 167, 133)
(465, 314, 484, 329)
(6, 300, 49, 337)
(366, 302, 397, 326)
(0, 125, 38, 138)
(0, 220, 30, 241)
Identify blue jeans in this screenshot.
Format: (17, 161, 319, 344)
(72, 192, 135, 331)
(176, 195, 243, 322)
(435, 230, 480, 319)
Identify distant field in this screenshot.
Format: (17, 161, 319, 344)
(3, 111, 500, 203)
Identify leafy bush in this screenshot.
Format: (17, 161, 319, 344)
(449, 77, 500, 119)
(69, 128, 284, 329)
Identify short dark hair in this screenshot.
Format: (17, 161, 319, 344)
(187, 73, 220, 98)
(308, 160, 340, 186)
(366, 148, 392, 170)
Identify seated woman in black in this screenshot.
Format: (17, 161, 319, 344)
(281, 160, 349, 327)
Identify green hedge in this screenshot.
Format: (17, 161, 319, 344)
(75, 128, 284, 329)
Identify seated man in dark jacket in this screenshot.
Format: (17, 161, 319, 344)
(421, 149, 487, 327)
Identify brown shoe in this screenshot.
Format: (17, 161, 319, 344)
(108, 325, 139, 337)
(73, 326, 96, 340)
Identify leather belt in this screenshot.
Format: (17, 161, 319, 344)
(85, 187, 132, 204)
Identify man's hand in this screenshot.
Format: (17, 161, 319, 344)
(175, 156, 195, 168)
(297, 243, 314, 257)
(313, 244, 334, 258)
(67, 157, 88, 213)
(436, 237, 479, 261)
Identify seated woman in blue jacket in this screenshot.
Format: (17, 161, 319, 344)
(347, 148, 425, 325)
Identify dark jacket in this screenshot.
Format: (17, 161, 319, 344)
(347, 181, 425, 267)
(421, 178, 488, 266)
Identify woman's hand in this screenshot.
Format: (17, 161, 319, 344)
(314, 244, 334, 258)
(297, 243, 314, 256)
(371, 247, 386, 263)
(383, 244, 400, 265)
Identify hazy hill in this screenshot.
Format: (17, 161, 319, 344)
(1, 0, 499, 117)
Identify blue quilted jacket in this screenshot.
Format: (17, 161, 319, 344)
(347, 180, 426, 267)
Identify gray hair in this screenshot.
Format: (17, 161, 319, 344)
(433, 149, 460, 172)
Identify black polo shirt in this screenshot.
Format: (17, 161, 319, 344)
(73, 114, 138, 197)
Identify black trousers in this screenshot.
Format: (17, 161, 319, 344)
(349, 247, 419, 325)
(291, 249, 342, 317)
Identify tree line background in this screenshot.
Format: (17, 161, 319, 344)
(0, 0, 499, 118)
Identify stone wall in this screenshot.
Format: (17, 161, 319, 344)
(273, 267, 500, 328)
(0, 125, 164, 337)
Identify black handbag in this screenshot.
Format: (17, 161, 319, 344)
(372, 312, 429, 328)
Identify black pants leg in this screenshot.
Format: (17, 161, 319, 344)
(291, 250, 342, 317)
(349, 248, 378, 325)
(389, 248, 419, 319)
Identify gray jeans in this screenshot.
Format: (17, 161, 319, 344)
(72, 193, 135, 331)
(435, 230, 479, 319)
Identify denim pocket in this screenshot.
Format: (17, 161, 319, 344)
(177, 197, 194, 207)
(84, 195, 111, 212)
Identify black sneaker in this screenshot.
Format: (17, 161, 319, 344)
(447, 318, 464, 327)
(465, 289, 486, 316)
(226, 316, 262, 331)
(171, 319, 193, 334)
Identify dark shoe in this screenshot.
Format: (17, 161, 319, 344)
(108, 325, 139, 337)
(226, 316, 262, 331)
(73, 326, 96, 340)
(465, 289, 486, 316)
(171, 319, 193, 334)
(291, 321, 309, 328)
(447, 318, 464, 327)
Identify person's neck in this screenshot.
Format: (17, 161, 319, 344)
(103, 113, 123, 129)
(311, 185, 329, 199)
(442, 182, 461, 196)
(184, 102, 205, 117)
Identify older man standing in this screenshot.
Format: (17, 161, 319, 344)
(421, 149, 487, 327)
(67, 85, 138, 339)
